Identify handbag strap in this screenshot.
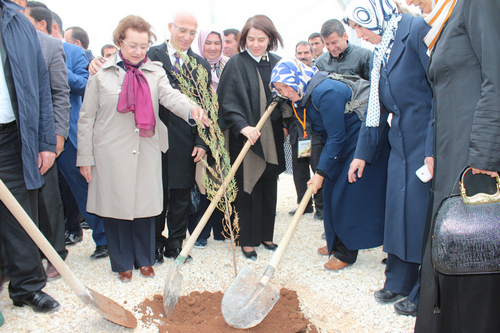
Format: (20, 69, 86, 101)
(445, 165, 469, 199)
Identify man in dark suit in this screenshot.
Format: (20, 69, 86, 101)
(0, 0, 59, 312)
(147, 11, 211, 262)
(21, 0, 71, 281)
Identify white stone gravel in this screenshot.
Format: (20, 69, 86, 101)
(0, 173, 416, 332)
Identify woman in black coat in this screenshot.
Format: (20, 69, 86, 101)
(217, 15, 285, 260)
(414, 0, 500, 331)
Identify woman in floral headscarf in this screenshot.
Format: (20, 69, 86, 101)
(197, 27, 228, 91)
(345, 0, 433, 317)
(186, 27, 230, 249)
(270, 58, 388, 272)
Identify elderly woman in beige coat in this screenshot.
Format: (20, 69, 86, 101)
(76, 15, 208, 283)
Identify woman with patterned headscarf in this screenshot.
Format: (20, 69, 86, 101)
(271, 58, 388, 272)
(186, 27, 230, 249)
(345, 0, 433, 317)
(197, 27, 228, 91)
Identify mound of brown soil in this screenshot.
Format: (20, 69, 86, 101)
(135, 288, 318, 333)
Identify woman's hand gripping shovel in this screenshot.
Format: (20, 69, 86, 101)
(163, 100, 280, 318)
(221, 184, 315, 329)
(0, 180, 137, 328)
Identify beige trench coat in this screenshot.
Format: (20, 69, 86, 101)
(76, 52, 193, 220)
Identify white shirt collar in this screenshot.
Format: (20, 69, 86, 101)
(246, 50, 269, 63)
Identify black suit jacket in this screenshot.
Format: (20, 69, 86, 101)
(147, 42, 211, 189)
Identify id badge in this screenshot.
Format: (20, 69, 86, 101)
(297, 137, 311, 158)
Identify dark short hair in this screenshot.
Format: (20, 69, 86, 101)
(295, 41, 313, 54)
(26, 2, 52, 34)
(66, 26, 90, 49)
(112, 15, 156, 46)
(223, 28, 239, 38)
(26, 1, 47, 9)
(101, 44, 117, 56)
(238, 15, 283, 53)
(308, 32, 323, 43)
(52, 12, 64, 36)
(320, 19, 346, 39)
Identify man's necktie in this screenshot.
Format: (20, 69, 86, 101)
(173, 53, 181, 74)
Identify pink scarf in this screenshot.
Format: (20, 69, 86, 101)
(117, 52, 155, 137)
(197, 27, 227, 89)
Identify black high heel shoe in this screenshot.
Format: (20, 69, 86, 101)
(261, 242, 278, 251)
(241, 248, 257, 260)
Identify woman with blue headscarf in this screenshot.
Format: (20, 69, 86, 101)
(271, 59, 388, 272)
(345, 0, 433, 317)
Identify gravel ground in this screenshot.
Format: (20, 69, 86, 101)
(0, 173, 416, 332)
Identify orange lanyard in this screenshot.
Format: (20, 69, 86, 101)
(292, 104, 307, 138)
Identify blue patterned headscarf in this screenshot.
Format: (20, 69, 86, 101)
(344, 0, 399, 35)
(270, 58, 317, 103)
(344, 0, 401, 146)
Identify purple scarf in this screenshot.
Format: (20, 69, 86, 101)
(117, 52, 155, 137)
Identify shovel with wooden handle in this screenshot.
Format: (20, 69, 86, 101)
(0, 180, 137, 328)
(163, 100, 279, 318)
(221, 184, 316, 329)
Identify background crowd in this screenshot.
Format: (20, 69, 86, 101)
(0, 0, 499, 332)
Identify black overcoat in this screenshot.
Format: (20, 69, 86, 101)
(218, 51, 286, 191)
(415, 1, 500, 331)
(147, 43, 210, 189)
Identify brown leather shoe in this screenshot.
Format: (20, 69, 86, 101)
(317, 245, 334, 256)
(118, 270, 132, 283)
(139, 266, 155, 278)
(324, 257, 352, 270)
(45, 262, 61, 282)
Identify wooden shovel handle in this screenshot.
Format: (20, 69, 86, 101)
(0, 180, 87, 296)
(179, 101, 279, 260)
(268, 185, 315, 271)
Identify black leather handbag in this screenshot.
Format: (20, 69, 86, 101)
(431, 167, 500, 275)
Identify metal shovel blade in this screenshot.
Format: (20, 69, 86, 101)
(84, 288, 137, 328)
(0, 180, 137, 328)
(163, 263, 183, 318)
(221, 266, 280, 329)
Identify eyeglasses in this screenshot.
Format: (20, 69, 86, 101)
(171, 23, 197, 38)
(121, 39, 151, 51)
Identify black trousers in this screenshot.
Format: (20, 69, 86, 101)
(234, 172, 278, 247)
(103, 217, 155, 272)
(291, 141, 324, 211)
(57, 141, 106, 246)
(59, 169, 83, 237)
(38, 162, 68, 260)
(332, 236, 358, 265)
(384, 253, 420, 304)
(155, 188, 191, 250)
(0, 126, 46, 301)
(187, 193, 226, 241)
